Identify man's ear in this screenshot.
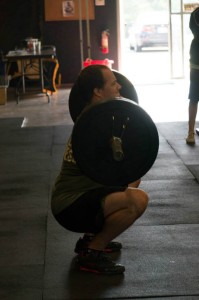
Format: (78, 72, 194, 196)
(93, 87, 102, 98)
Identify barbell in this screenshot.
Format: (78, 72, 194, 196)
(71, 98, 159, 186)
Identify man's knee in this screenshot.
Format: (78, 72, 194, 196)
(126, 188, 149, 216)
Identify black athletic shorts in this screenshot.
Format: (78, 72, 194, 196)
(54, 186, 126, 234)
(189, 68, 199, 102)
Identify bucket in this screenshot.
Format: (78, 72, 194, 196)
(25, 38, 39, 52)
(83, 58, 114, 69)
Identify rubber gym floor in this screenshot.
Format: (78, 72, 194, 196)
(0, 85, 198, 300)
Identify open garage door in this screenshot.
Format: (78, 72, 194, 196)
(118, 0, 196, 83)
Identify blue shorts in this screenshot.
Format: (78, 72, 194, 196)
(54, 186, 126, 234)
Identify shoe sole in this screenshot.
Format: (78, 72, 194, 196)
(79, 266, 125, 275)
(186, 141, 195, 145)
(75, 248, 121, 254)
(75, 244, 122, 254)
(102, 245, 122, 253)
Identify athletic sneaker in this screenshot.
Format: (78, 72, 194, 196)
(74, 237, 122, 254)
(186, 132, 195, 144)
(77, 249, 125, 275)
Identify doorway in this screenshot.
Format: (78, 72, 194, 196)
(118, 0, 195, 85)
(169, 0, 198, 78)
(117, 0, 199, 123)
(119, 0, 170, 85)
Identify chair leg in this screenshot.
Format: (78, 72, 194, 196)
(15, 88, 19, 104)
(46, 91, 51, 103)
(15, 76, 22, 104)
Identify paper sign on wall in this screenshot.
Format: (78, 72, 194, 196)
(62, 1, 75, 17)
(95, 0, 105, 6)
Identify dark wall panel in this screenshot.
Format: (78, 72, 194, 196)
(43, 0, 119, 83)
(0, 0, 118, 84)
(0, 0, 42, 51)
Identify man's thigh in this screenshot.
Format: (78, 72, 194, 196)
(55, 186, 126, 233)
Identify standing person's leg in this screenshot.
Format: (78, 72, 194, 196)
(186, 68, 199, 144)
(186, 101, 198, 144)
(188, 100, 198, 131)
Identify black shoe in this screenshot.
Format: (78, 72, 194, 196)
(74, 237, 122, 254)
(77, 250, 125, 275)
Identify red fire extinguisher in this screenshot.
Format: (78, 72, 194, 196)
(101, 30, 109, 54)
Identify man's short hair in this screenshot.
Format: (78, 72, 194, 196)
(69, 64, 110, 122)
(77, 64, 109, 104)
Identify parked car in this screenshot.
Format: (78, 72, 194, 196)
(129, 12, 169, 52)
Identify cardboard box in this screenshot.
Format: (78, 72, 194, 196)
(0, 87, 7, 105)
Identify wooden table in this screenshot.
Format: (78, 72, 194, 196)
(6, 49, 56, 95)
